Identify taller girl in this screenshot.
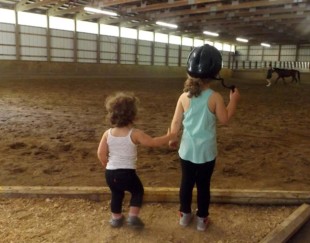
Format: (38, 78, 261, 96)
(170, 44, 241, 231)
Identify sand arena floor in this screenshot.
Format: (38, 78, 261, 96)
(0, 76, 309, 242)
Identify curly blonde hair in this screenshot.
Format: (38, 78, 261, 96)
(183, 75, 212, 98)
(105, 92, 139, 127)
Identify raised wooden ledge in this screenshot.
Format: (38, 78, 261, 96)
(0, 186, 310, 205)
(260, 203, 310, 243)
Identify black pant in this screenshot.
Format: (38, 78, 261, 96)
(179, 158, 215, 218)
(105, 169, 144, 214)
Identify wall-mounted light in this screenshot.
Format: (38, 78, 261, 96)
(155, 21, 178, 29)
(236, 37, 248, 43)
(261, 43, 271, 47)
(84, 7, 118, 16)
(203, 31, 219, 37)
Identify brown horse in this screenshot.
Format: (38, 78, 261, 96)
(272, 68, 301, 84)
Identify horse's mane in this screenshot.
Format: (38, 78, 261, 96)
(273, 67, 284, 71)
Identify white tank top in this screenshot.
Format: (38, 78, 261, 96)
(106, 128, 137, 170)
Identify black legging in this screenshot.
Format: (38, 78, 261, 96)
(105, 169, 144, 214)
(179, 158, 215, 218)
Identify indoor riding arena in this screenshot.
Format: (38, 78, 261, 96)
(0, 1, 309, 243)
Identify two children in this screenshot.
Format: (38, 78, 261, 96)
(98, 44, 240, 231)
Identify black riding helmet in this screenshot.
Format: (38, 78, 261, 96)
(187, 44, 222, 79)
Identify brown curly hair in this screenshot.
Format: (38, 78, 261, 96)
(105, 92, 139, 127)
(183, 74, 212, 98)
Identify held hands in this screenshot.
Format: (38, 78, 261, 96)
(169, 140, 179, 150)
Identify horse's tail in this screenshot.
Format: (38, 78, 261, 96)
(297, 71, 300, 82)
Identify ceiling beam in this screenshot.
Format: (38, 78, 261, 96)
(124, 0, 221, 13)
(182, 12, 307, 27)
(48, 4, 83, 16)
(16, 0, 60, 11)
(96, 0, 140, 8)
(173, 6, 309, 25)
(146, 0, 297, 19)
(75, 11, 104, 21)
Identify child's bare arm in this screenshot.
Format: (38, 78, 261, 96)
(97, 131, 109, 167)
(214, 89, 240, 125)
(169, 95, 184, 148)
(170, 95, 184, 135)
(132, 129, 175, 147)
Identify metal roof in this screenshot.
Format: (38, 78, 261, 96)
(1, 0, 309, 45)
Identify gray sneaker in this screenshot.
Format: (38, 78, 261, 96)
(197, 216, 209, 231)
(127, 216, 145, 229)
(109, 215, 124, 228)
(179, 212, 192, 227)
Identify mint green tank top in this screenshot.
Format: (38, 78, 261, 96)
(179, 89, 217, 164)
